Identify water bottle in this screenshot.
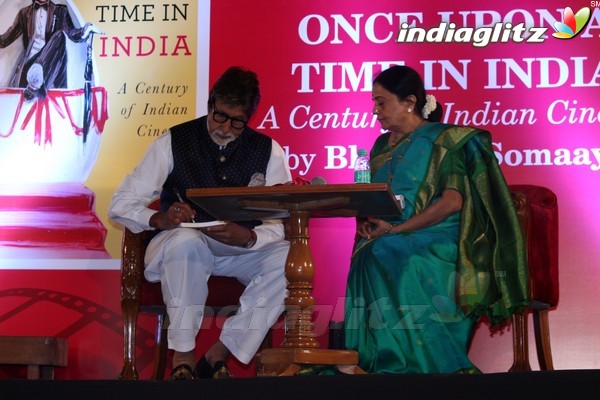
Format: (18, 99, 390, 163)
(354, 149, 371, 183)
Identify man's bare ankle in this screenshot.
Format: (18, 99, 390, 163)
(205, 341, 230, 366)
(172, 350, 196, 368)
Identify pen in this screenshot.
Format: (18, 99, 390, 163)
(174, 188, 196, 223)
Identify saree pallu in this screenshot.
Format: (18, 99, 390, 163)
(344, 123, 529, 374)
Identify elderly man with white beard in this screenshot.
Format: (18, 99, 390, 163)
(109, 66, 291, 380)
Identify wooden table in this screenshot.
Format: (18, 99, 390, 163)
(187, 183, 402, 376)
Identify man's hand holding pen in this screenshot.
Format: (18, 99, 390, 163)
(149, 188, 256, 248)
(149, 201, 196, 230)
(174, 188, 196, 223)
(171, 201, 197, 224)
(148, 206, 255, 247)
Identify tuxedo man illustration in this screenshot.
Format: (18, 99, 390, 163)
(0, 0, 102, 100)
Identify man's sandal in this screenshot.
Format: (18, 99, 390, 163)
(167, 364, 195, 381)
(195, 356, 233, 379)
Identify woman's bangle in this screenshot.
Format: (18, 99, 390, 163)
(384, 223, 396, 234)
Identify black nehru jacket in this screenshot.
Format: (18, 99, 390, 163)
(160, 116, 272, 227)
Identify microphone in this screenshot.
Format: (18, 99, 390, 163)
(310, 176, 327, 185)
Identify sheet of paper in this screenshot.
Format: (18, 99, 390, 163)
(179, 220, 226, 228)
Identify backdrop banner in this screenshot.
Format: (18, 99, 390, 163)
(0, 0, 598, 378)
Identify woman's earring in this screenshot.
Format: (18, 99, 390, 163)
(407, 108, 412, 113)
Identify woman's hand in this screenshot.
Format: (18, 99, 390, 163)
(357, 217, 395, 240)
(355, 190, 463, 240)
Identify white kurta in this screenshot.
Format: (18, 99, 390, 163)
(109, 128, 292, 364)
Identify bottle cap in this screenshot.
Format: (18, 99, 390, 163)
(358, 149, 367, 156)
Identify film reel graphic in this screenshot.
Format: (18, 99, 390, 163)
(0, 287, 157, 375)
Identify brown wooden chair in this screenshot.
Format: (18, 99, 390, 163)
(118, 199, 263, 380)
(508, 185, 559, 371)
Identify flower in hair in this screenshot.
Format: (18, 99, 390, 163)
(421, 94, 437, 119)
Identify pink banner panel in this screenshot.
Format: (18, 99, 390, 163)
(210, 0, 600, 370)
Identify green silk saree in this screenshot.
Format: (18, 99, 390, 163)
(344, 122, 529, 374)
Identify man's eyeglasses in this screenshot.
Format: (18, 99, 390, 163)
(212, 107, 247, 130)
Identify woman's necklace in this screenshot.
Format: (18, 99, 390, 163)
(388, 119, 428, 147)
(386, 120, 428, 183)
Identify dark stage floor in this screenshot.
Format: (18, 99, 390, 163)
(1, 370, 599, 400)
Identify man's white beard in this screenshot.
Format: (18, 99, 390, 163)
(209, 129, 236, 146)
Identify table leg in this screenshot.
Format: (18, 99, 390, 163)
(257, 209, 365, 376)
(281, 210, 319, 349)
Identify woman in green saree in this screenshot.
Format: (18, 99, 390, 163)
(344, 66, 529, 374)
